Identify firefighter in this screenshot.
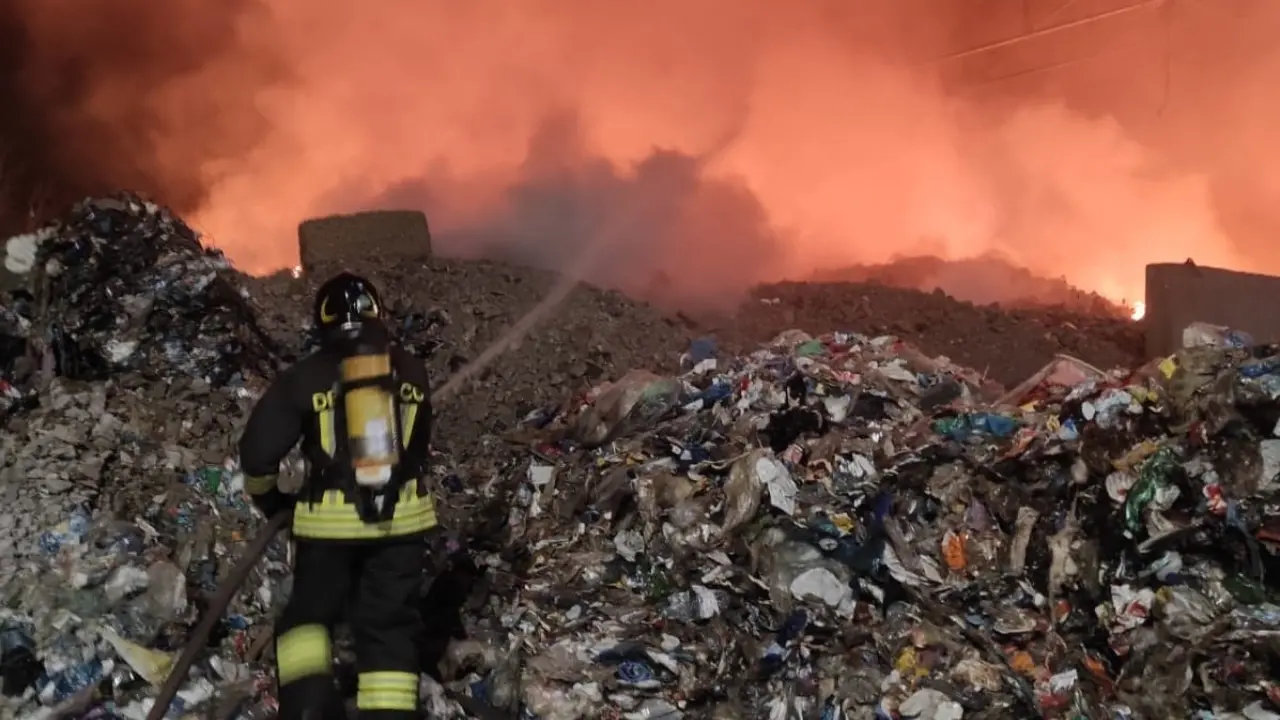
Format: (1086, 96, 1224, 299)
(238, 272, 435, 720)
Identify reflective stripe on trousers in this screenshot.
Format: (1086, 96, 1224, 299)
(275, 623, 331, 685)
(357, 671, 419, 712)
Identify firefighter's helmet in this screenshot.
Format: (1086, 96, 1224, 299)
(313, 272, 384, 335)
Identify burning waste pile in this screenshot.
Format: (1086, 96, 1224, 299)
(0, 195, 1278, 720)
(471, 327, 1280, 720)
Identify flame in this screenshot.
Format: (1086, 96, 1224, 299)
(1131, 302, 1146, 321)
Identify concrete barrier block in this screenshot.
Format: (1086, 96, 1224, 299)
(1144, 262, 1280, 357)
(297, 210, 431, 271)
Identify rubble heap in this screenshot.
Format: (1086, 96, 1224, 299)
(0, 196, 293, 718)
(237, 262, 1148, 459)
(0, 195, 1275, 720)
(0, 197, 293, 563)
(809, 254, 1133, 318)
(3, 197, 282, 391)
(726, 281, 1145, 387)
(242, 259, 696, 460)
(433, 325, 1280, 720)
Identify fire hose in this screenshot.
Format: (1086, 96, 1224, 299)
(146, 509, 293, 720)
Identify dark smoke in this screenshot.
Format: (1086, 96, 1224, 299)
(355, 114, 785, 309)
(1, 0, 1275, 314)
(0, 0, 285, 231)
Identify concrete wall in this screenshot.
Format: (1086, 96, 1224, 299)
(1144, 262, 1280, 357)
(297, 211, 431, 272)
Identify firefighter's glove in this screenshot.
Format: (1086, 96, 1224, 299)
(252, 488, 293, 520)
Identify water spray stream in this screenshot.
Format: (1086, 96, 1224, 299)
(430, 126, 745, 405)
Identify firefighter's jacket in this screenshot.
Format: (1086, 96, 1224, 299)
(238, 343, 435, 541)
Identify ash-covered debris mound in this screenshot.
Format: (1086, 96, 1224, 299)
(720, 280, 1145, 387)
(243, 257, 696, 460)
(3, 195, 283, 397)
(809, 253, 1134, 317)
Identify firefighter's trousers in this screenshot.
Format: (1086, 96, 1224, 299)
(275, 536, 425, 720)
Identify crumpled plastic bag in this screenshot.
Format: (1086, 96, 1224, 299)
(752, 528, 856, 615)
(721, 449, 797, 539)
(1183, 321, 1254, 350)
(523, 679, 602, 720)
(899, 687, 964, 720)
(573, 370, 683, 447)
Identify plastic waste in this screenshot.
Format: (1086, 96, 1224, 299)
(660, 585, 728, 622)
(572, 369, 684, 447)
(1183, 321, 1255, 350)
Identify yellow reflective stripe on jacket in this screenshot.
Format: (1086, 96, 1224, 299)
(243, 474, 279, 495)
(357, 671, 418, 711)
(400, 403, 418, 444)
(293, 485, 436, 540)
(319, 408, 336, 455)
(276, 624, 331, 685)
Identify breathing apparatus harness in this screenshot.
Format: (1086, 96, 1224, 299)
(316, 320, 410, 525)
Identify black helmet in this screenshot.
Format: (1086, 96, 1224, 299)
(313, 272, 383, 334)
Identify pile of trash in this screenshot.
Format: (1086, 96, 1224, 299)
(2, 197, 283, 390)
(0, 193, 688, 719)
(808, 254, 1133, 318)
(0, 465, 290, 718)
(728, 281, 1145, 387)
(440, 324, 1280, 719)
(0, 196, 294, 718)
(1, 194, 1277, 719)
